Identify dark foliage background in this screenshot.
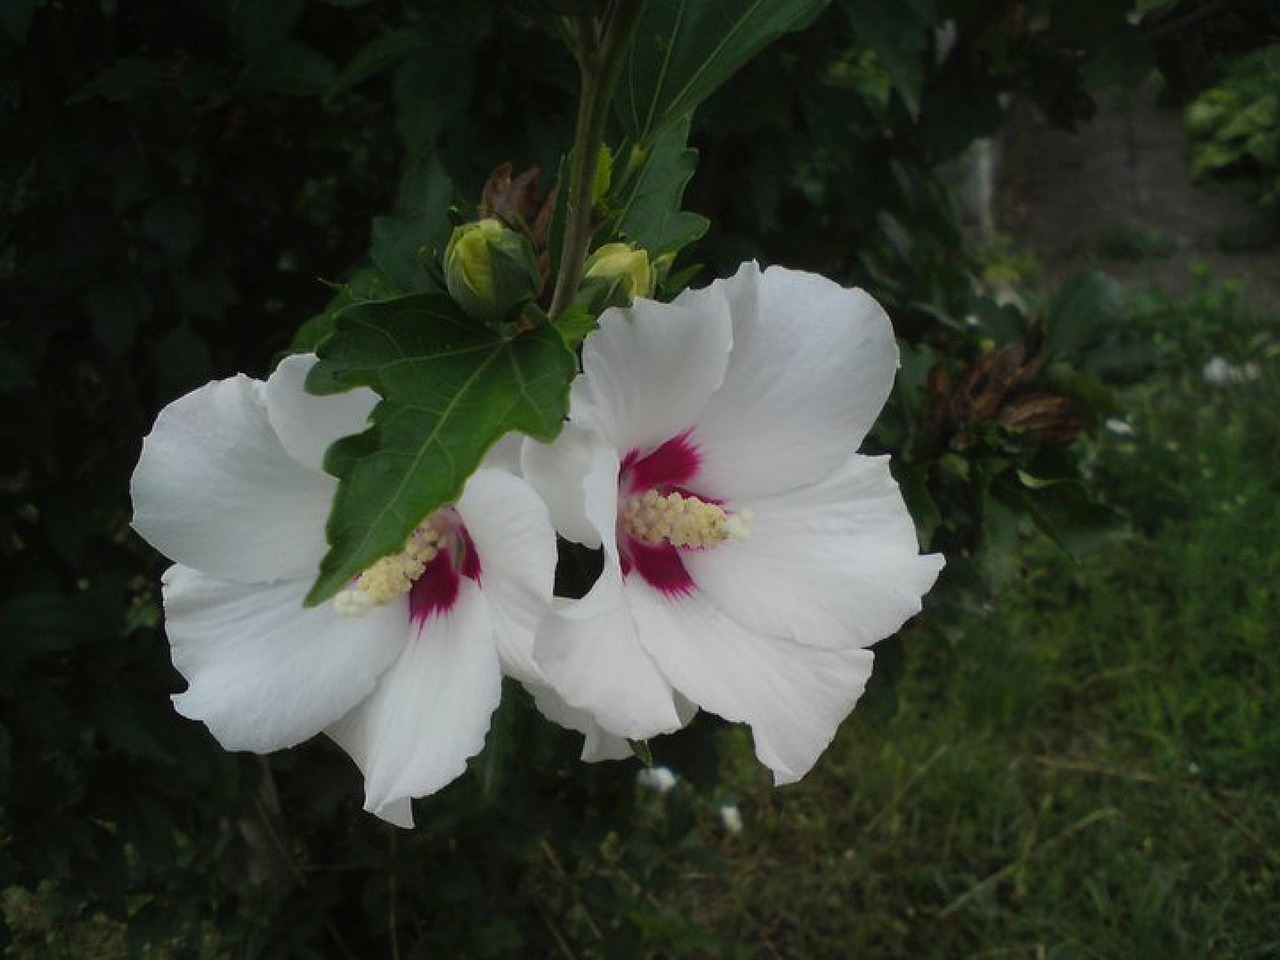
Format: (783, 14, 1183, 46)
(3, 0, 1274, 955)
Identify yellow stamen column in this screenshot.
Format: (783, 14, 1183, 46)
(622, 490, 752, 549)
(334, 521, 444, 617)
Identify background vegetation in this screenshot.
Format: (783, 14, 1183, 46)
(2, 0, 1277, 956)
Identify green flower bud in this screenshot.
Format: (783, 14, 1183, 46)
(444, 218, 542, 321)
(582, 242, 654, 304)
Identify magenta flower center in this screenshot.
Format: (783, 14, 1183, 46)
(617, 432, 749, 597)
(334, 508, 481, 625)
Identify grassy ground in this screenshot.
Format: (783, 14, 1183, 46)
(602, 281, 1280, 959)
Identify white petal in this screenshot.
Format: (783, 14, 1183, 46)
(528, 414, 687, 741)
(526, 419, 685, 742)
(326, 582, 502, 826)
(264, 353, 378, 474)
(684, 454, 943, 647)
(573, 291, 733, 455)
(521, 423, 616, 549)
(691, 262, 900, 500)
(535, 561, 684, 741)
(132, 375, 335, 583)
(525, 680, 633, 762)
(455, 468, 557, 686)
(163, 564, 406, 753)
(479, 431, 525, 474)
(629, 584, 876, 783)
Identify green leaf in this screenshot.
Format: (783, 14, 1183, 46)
(0, 350, 35, 393)
(68, 58, 162, 104)
(838, 0, 933, 114)
(919, 54, 1004, 161)
(304, 294, 576, 604)
(1006, 481, 1120, 560)
(1043, 270, 1127, 358)
(244, 40, 337, 96)
(977, 494, 1023, 591)
(616, 0, 829, 145)
(330, 27, 423, 97)
(0, 592, 112, 679)
(140, 194, 204, 262)
(172, 266, 237, 320)
(898, 464, 941, 548)
(288, 267, 400, 354)
(613, 117, 708, 256)
(551, 305, 597, 347)
(229, 0, 305, 62)
(83, 279, 153, 357)
(1081, 21, 1153, 90)
(151, 322, 214, 397)
(0, 0, 38, 44)
(370, 155, 456, 293)
(393, 38, 474, 156)
(90, 687, 176, 765)
(473, 678, 526, 804)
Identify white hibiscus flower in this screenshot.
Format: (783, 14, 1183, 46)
(130, 354, 617, 827)
(523, 262, 944, 784)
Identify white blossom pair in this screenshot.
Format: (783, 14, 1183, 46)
(130, 262, 942, 825)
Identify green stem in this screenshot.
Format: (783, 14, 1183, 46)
(548, 0, 645, 319)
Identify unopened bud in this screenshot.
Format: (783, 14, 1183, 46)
(576, 243, 654, 314)
(444, 218, 542, 320)
(585, 243, 653, 299)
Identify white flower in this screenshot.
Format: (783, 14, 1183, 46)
(130, 354, 591, 826)
(1103, 416, 1136, 437)
(1202, 356, 1261, 386)
(523, 262, 944, 784)
(718, 802, 744, 836)
(635, 765, 679, 793)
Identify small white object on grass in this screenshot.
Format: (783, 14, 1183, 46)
(636, 765, 678, 794)
(1202, 356, 1261, 386)
(718, 802, 743, 836)
(1104, 417, 1136, 437)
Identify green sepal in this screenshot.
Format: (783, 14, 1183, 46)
(629, 739, 655, 767)
(551, 305, 599, 347)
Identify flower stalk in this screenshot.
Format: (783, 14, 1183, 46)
(549, 0, 645, 320)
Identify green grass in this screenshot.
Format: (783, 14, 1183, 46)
(610, 289, 1280, 959)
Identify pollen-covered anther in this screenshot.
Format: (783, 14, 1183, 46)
(622, 489, 752, 549)
(334, 520, 444, 617)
